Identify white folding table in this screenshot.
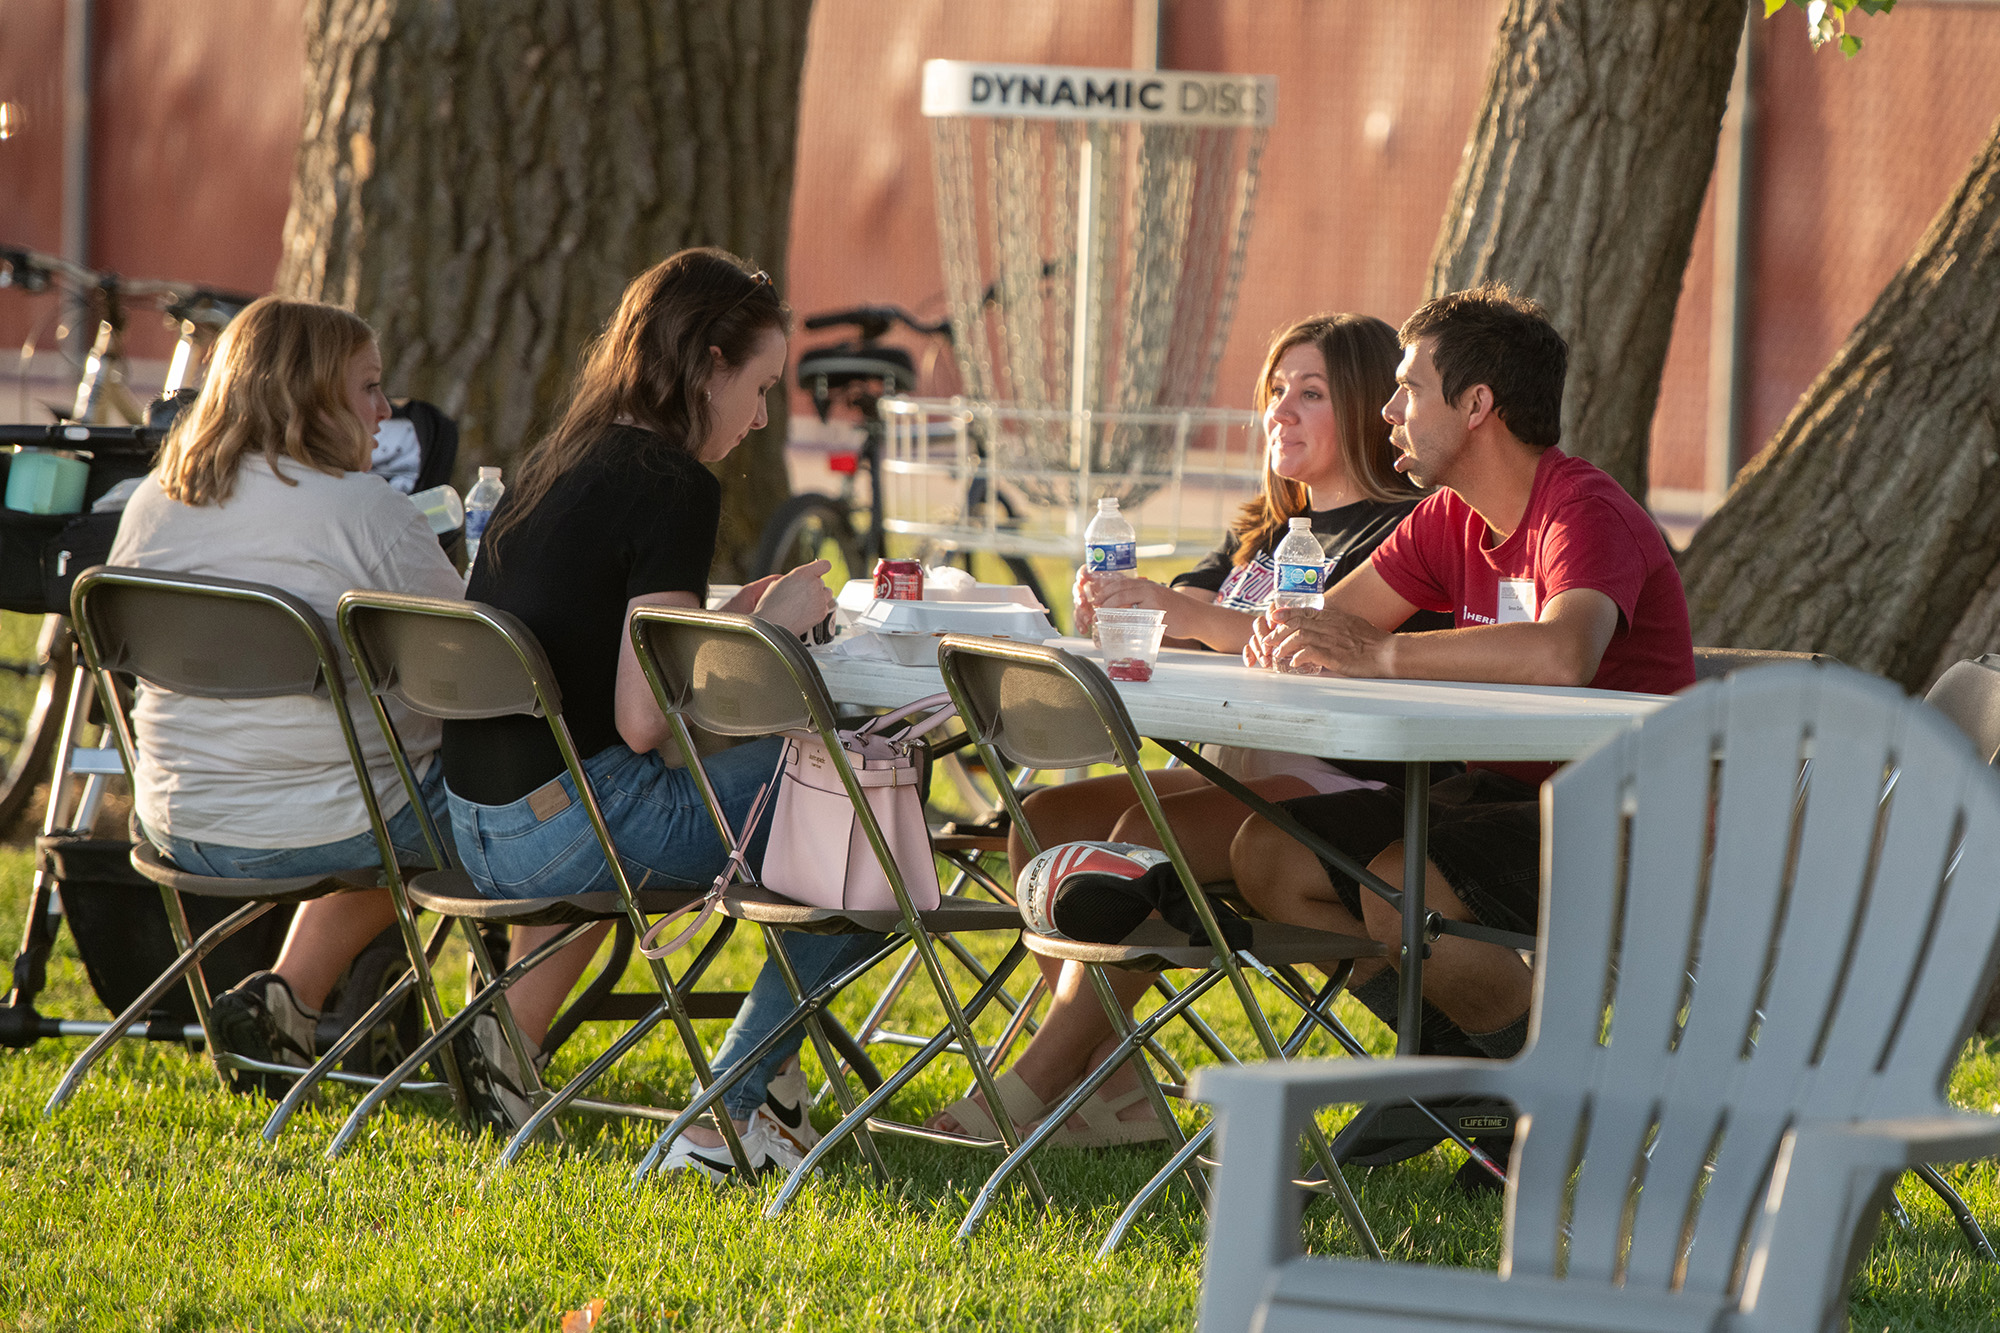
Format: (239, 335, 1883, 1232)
(815, 638, 1671, 1051)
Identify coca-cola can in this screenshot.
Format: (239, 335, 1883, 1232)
(873, 558, 924, 601)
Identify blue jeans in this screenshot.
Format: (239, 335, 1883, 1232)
(446, 740, 783, 898)
(715, 930, 886, 1120)
(143, 760, 455, 877)
(445, 738, 889, 1116)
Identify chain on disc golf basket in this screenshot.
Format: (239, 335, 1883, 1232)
(911, 60, 1277, 556)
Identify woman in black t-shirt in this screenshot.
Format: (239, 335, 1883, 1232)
(441, 250, 866, 1174)
(932, 312, 1440, 1145)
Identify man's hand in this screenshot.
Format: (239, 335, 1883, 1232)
(1255, 605, 1395, 677)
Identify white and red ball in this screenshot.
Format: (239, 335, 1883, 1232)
(1015, 840, 1169, 939)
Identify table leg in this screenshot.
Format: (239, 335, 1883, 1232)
(1398, 761, 1430, 1056)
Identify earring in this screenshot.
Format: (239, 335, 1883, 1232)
(704, 389, 712, 403)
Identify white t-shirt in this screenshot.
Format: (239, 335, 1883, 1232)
(107, 457, 465, 848)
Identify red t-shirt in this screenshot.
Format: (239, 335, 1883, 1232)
(1370, 447, 1695, 698)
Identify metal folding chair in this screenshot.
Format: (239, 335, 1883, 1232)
(621, 606, 1045, 1212)
(324, 590, 753, 1169)
(45, 566, 462, 1122)
(931, 633, 1388, 1255)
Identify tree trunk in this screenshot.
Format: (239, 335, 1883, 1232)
(1429, 0, 1748, 498)
(1679, 118, 2000, 692)
(276, 0, 813, 579)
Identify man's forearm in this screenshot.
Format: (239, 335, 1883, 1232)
(1377, 621, 1600, 687)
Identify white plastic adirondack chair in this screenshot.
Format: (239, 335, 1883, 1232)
(1193, 664, 2000, 1333)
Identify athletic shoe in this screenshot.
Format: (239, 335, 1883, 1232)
(452, 1011, 538, 1134)
(657, 1108, 806, 1185)
(758, 1055, 821, 1154)
(1016, 841, 1171, 942)
(209, 970, 318, 1098)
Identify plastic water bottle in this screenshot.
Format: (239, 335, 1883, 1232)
(464, 466, 504, 566)
(1270, 516, 1326, 610)
(1083, 497, 1136, 596)
(1268, 516, 1326, 674)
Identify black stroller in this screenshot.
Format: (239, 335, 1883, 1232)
(0, 401, 458, 1060)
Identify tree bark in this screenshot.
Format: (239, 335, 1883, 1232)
(1679, 118, 2000, 692)
(276, 0, 813, 579)
(1429, 0, 1748, 498)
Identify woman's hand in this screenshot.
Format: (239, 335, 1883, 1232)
(721, 572, 783, 613)
(1096, 576, 1181, 625)
(1070, 565, 1099, 636)
(753, 559, 836, 635)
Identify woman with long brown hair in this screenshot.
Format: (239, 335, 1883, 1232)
(109, 296, 465, 1095)
(929, 312, 1448, 1145)
(440, 248, 872, 1174)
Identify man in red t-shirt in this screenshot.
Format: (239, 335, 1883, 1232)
(1231, 286, 1693, 1148)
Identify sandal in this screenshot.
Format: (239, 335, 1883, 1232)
(927, 1069, 1050, 1143)
(1046, 1085, 1173, 1148)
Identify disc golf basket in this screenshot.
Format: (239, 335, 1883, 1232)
(914, 60, 1276, 556)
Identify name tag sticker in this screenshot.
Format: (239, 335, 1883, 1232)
(1496, 579, 1538, 624)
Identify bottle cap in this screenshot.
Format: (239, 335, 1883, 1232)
(1098, 497, 1119, 510)
(1290, 516, 1311, 528)
(478, 466, 502, 479)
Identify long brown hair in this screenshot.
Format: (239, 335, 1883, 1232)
(485, 248, 790, 559)
(156, 297, 376, 506)
(1230, 312, 1417, 566)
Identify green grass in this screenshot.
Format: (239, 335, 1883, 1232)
(1, 844, 1997, 1330)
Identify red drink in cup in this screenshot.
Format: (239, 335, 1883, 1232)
(873, 558, 924, 601)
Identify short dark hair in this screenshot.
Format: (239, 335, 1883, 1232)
(1399, 283, 1568, 448)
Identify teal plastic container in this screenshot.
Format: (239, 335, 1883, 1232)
(6, 448, 91, 515)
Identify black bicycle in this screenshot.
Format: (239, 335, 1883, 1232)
(755, 305, 1048, 610)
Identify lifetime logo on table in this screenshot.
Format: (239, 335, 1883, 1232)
(923, 60, 1277, 129)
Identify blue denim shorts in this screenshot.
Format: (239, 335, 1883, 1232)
(446, 738, 785, 900)
(143, 759, 455, 879)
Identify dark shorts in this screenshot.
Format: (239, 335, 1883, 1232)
(1281, 768, 1542, 936)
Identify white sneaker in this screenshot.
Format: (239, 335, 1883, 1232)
(658, 1111, 805, 1184)
(759, 1055, 822, 1154)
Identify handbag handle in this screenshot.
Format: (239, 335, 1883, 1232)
(638, 773, 779, 960)
(853, 691, 957, 745)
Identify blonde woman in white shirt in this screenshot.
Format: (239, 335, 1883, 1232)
(108, 296, 463, 1095)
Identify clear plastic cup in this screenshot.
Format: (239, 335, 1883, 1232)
(1095, 608, 1166, 683)
(409, 483, 464, 535)
(1090, 603, 1159, 650)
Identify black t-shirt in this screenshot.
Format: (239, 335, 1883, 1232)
(442, 426, 719, 804)
(1171, 497, 1452, 634)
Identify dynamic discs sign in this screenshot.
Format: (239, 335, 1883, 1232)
(922, 60, 1275, 128)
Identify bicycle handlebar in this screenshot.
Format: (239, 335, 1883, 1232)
(0, 242, 258, 313)
(801, 304, 951, 341)
(0, 423, 164, 451)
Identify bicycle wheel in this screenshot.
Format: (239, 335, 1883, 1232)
(756, 492, 869, 585)
(0, 613, 72, 834)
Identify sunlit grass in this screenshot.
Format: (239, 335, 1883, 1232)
(1, 843, 1995, 1329)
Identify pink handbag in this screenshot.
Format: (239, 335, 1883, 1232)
(758, 692, 957, 913)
